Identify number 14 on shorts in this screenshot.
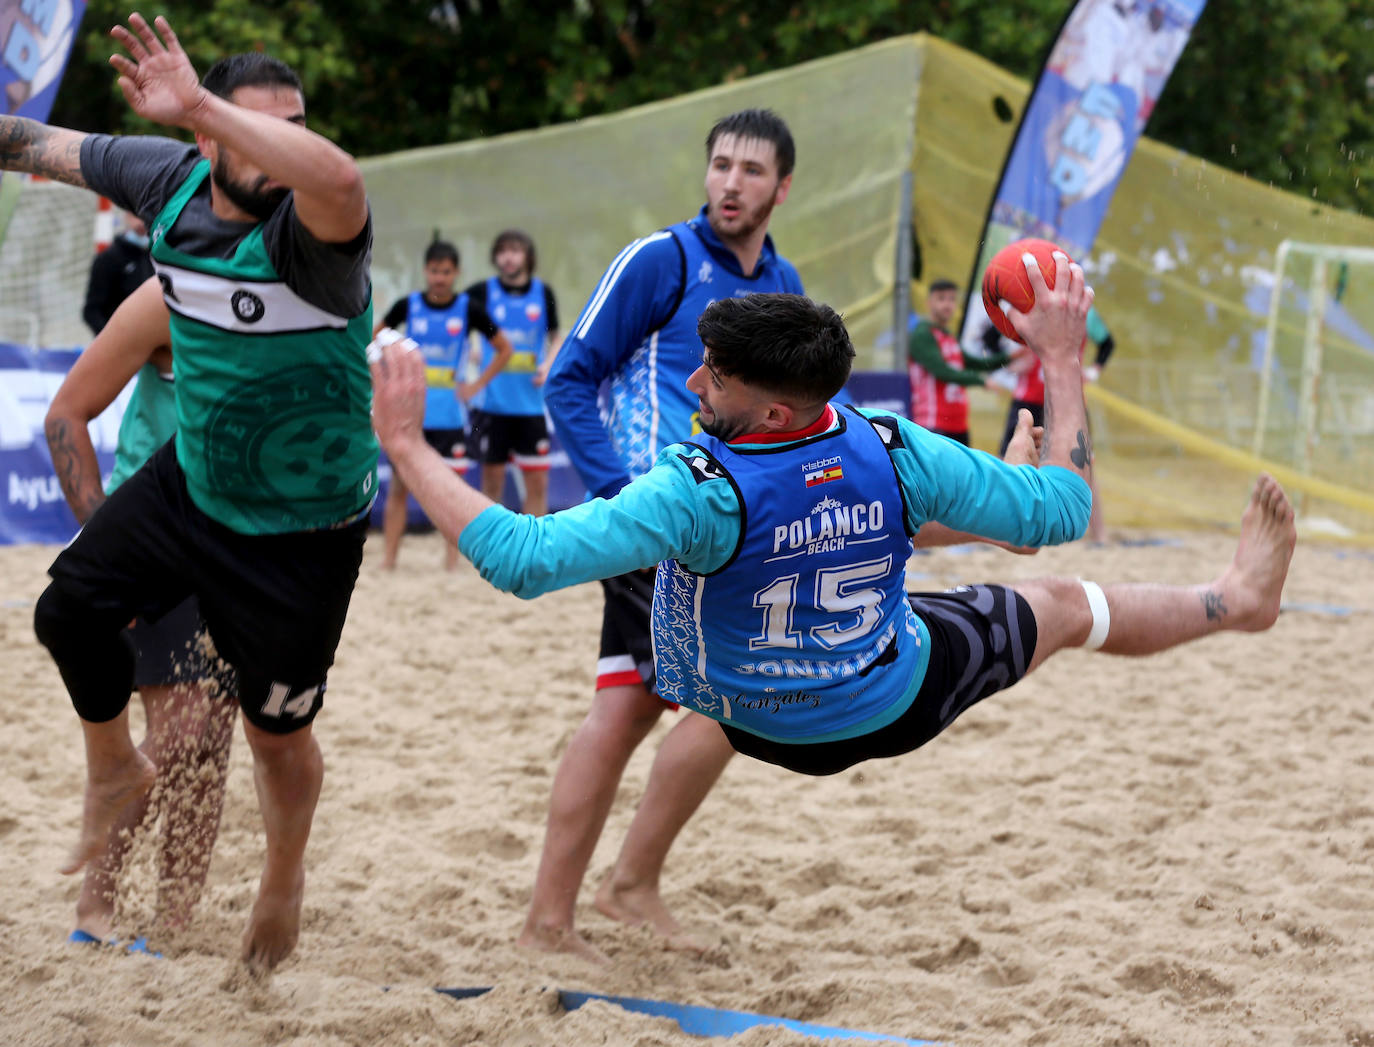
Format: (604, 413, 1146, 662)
(262, 681, 323, 719)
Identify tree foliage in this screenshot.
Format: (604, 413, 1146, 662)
(50, 0, 1372, 213)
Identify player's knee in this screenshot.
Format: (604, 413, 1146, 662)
(34, 581, 138, 722)
(1039, 576, 1109, 649)
(1027, 575, 1098, 645)
(34, 581, 119, 660)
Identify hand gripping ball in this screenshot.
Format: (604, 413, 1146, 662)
(980, 238, 1073, 344)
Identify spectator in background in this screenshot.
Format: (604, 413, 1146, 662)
(465, 229, 561, 516)
(82, 209, 153, 334)
(908, 278, 1015, 444)
(373, 239, 513, 568)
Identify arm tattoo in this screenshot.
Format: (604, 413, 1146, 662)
(1069, 429, 1092, 469)
(1201, 590, 1228, 622)
(0, 117, 88, 187)
(44, 418, 105, 524)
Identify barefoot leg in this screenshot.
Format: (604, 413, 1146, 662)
(240, 718, 322, 972)
(593, 712, 730, 954)
(64, 709, 157, 877)
(150, 684, 237, 930)
(1019, 475, 1297, 666)
(517, 683, 663, 962)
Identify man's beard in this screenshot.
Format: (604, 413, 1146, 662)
(708, 197, 773, 242)
(699, 412, 749, 442)
(214, 157, 289, 221)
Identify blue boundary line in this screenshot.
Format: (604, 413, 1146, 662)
(433, 986, 941, 1044)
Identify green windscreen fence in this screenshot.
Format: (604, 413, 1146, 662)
(360, 37, 921, 357)
(4, 34, 1371, 539)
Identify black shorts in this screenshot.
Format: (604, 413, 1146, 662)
(424, 427, 470, 468)
(469, 410, 551, 468)
(48, 439, 367, 734)
(999, 400, 1044, 457)
(722, 585, 1037, 776)
(129, 594, 237, 696)
(596, 567, 658, 693)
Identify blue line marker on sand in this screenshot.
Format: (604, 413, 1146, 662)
(434, 986, 942, 1044)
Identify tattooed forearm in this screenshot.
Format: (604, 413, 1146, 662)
(1069, 429, 1092, 469)
(1201, 589, 1228, 622)
(0, 117, 89, 187)
(44, 417, 106, 524)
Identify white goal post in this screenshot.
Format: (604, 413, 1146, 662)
(1252, 240, 1374, 478)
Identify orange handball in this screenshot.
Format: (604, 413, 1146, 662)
(981, 238, 1073, 344)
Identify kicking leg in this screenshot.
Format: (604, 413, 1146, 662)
(1020, 475, 1295, 668)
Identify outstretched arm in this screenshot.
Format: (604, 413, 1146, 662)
(1001, 251, 1093, 487)
(0, 117, 89, 186)
(109, 13, 366, 242)
(45, 278, 170, 524)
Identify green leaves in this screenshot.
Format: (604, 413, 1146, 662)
(47, 0, 1371, 214)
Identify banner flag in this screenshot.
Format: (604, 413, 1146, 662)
(958, 0, 1208, 350)
(1, 0, 87, 240)
(1, 0, 86, 124)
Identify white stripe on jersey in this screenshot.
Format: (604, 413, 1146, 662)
(573, 231, 675, 341)
(154, 262, 350, 334)
(647, 329, 661, 458)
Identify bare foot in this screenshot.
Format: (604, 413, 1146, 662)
(594, 877, 709, 955)
(516, 919, 610, 965)
(241, 869, 304, 973)
(62, 753, 156, 876)
(1215, 474, 1296, 632)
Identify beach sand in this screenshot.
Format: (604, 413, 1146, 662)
(2, 525, 1371, 1046)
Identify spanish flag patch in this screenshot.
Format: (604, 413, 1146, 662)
(804, 465, 844, 487)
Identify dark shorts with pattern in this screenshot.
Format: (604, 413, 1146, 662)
(47, 438, 367, 734)
(129, 593, 237, 697)
(469, 410, 551, 468)
(721, 585, 1037, 776)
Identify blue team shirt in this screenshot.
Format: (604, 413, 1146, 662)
(543, 205, 804, 500)
(407, 289, 471, 429)
(652, 410, 915, 742)
(473, 276, 550, 417)
(458, 407, 1092, 743)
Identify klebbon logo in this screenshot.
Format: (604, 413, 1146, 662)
(525, 303, 542, 322)
(446, 316, 464, 336)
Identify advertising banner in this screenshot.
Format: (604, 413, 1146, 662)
(959, 0, 1209, 349)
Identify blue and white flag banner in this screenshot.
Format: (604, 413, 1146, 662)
(959, 0, 1208, 348)
(1, 0, 87, 124)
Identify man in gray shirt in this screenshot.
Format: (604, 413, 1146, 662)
(3, 13, 373, 972)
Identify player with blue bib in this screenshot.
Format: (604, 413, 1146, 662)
(374, 239, 513, 568)
(467, 229, 561, 515)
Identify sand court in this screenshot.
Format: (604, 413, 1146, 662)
(2, 527, 1372, 1046)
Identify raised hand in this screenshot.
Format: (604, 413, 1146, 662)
(108, 14, 206, 129)
(1002, 251, 1093, 367)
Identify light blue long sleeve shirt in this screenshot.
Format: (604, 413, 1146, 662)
(458, 408, 1090, 598)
